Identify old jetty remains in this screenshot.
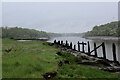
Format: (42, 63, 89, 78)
(54, 40, 117, 62)
(53, 40, 120, 73)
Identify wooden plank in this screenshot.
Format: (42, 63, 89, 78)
(78, 42, 87, 45)
(90, 43, 102, 53)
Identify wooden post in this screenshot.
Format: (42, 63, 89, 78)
(67, 41, 70, 48)
(112, 43, 117, 62)
(70, 42, 72, 49)
(82, 42, 85, 53)
(66, 40, 68, 47)
(54, 40, 56, 44)
(74, 45, 76, 50)
(78, 42, 86, 53)
(78, 41, 80, 52)
(88, 41, 90, 55)
(58, 41, 60, 45)
(94, 42, 97, 57)
(102, 42, 106, 59)
(61, 41, 63, 45)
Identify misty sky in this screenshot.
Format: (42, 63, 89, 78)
(2, 2, 118, 33)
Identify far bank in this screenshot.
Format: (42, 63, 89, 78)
(84, 36, 120, 41)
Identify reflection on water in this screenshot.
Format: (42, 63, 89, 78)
(47, 36, 119, 62)
(17, 40, 32, 41)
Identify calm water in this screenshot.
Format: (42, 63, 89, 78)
(47, 36, 120, 62)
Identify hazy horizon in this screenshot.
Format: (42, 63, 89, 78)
(2, 2, 118, 33)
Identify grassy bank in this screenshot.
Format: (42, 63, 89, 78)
(2, 39, 118, 78)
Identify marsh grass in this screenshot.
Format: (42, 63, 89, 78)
(2, 39, 118, 78)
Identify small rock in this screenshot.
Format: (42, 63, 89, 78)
(81, 56, 90, 60)
(64, 60, 70, 64)
(56, 52, 62, 56)
(58, 61, 63, 66)
(68, 74, 73, 77)
(14, 50, 16, 51)
(5, 48, 12, 53)
(48, 43, 54, 46)
(42, 72, 57, 79)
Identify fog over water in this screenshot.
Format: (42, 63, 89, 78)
(2, 2, 118, 33)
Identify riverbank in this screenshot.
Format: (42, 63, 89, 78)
(12, 37, 49, 41)
(2, 39, 118, 78)
(54, 41, 120, 73)
(84, 36, 120, 41)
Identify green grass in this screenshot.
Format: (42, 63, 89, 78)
(2, 39, 119, 78)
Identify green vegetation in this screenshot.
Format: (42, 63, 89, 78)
(2, 39, 118, 78)
(85, 21, 120, 37)
(48, 33, 85, 37)
(47, 32, 62, 37)
(1, 27, 49, 39)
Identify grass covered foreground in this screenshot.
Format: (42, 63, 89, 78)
(2, 39, 119, 78)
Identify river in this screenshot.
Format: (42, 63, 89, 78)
(47, 36, 120, 62)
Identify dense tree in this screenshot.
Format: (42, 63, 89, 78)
(1, 27, 49, 39)
(85, 21, 120, 37)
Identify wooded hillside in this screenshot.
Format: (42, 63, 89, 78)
(85, 21, 120, 37)
(1, 27, 49, 39)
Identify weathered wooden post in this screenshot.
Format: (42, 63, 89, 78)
(54, 40, 56, 44)
(61, 41, 63, 45)
(94, 42, 97, 57)
(70, 42, 72, 49)
(102, 42, 106, 59)
(78, 41, 80, 52)
(66, 40, 68, 47)
(74, 45, 76, 50)
(112, 43, 117, 62)
(82, 42, 85, 53)
(88, 41, 90, 55)
(58, 41, 60, 45)
(78, 42, 86, 53)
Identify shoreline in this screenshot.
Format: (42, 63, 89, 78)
(84, 36, 120, 41)
(54, 40, 120, 73)
(13, 38, 49, 41)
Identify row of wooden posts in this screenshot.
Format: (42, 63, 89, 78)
(54, 40, 117, 62)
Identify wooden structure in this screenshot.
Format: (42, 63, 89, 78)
(54, 40, 117, 62)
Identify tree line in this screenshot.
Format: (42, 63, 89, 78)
(85, 21, 120, 37)
(1, 27, 49, 39)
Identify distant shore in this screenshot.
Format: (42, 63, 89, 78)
(84, 36, 120, 41)
(13, 37, 49, 41)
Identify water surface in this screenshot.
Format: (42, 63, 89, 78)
(47, 36, 120, 62)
